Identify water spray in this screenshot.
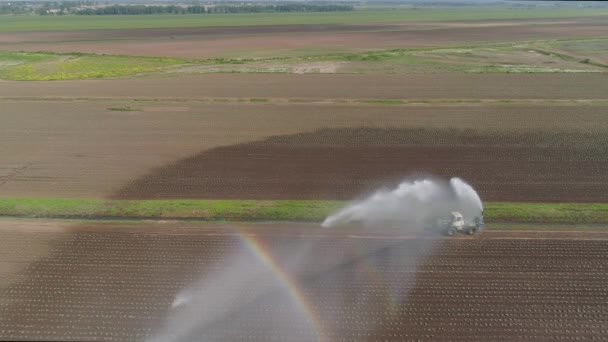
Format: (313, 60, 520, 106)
(322, 177, 483, 230)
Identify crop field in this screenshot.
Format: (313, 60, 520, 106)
(115, 126, 608, 203)
(552, 39, 608, 63)
(2, 40, 607, 80)
(2, 96, 608, 203)
(1, 5, 608, 341)
(1, 17, 607, 70)
(2, 8, 608, 32)
(3, 19, 607, 59)
(1, 219, 608, 341)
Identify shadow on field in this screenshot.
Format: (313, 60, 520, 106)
(115, 127, 608, 202)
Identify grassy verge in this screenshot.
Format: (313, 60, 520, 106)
(0, 198, 343, 221)
(0, 198, 607, 224)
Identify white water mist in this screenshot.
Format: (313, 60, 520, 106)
(150, 177, 483, 342)
(322, 177, 483, 229)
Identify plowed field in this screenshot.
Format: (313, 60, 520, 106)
(2, 73, 607, 99)
(1, 219, 607, 341)
(2, 97, 608, 202)
(2, 17, 607, 58)
(116, 127, 608, 202)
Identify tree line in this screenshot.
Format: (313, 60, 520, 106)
(73, 3, 353, 15)
(0, 1, 355, 16)
(1, 3, 34, 15)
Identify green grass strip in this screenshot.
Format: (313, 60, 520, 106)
(0, 198, 343, 221)
(0, 198, 607, 223)
(4, 8, 608, 32)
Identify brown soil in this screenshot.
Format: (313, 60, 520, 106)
(0, 23, 398, 43)
(1, 73, 607, 99)
(1, 17, 607, 58)
(115, 127, 608, 202)
(2, 100, 608, 200)
(1, 219, 607, 341)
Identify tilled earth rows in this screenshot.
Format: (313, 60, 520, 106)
(0, 221, 607, 341)
(117, 127, 608, 202)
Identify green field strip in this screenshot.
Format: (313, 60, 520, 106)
(1, 198, 607, 224)
(2, 8, 608, 32)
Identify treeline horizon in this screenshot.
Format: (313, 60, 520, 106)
(41, 3, 354, 15)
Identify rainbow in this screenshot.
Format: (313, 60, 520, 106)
(233, 226, 412, 341)
(237, 230, 325, 342)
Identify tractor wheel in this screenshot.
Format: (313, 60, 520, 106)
(467, 227, 478, 235)
(445, 227, 456, 236)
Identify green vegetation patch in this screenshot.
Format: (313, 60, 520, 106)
(0, 198, 343, 221)
(1, 198, 607, 224)
(0, 53, 186, 80)
(3, 8, 608, 32)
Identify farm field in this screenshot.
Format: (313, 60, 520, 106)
(1, 218, 608, 341)
(2, 40, 607, 80)
(2, 6, 608, 341)
(1, 17, 607, 60)
(1, 73, 607, 98)
(0, 10, 607, 217)
(2, 8, 608, 32)
(2, 99, 608, 202)
(1, 12, 607, 79)
(1, 19, 607, 79)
